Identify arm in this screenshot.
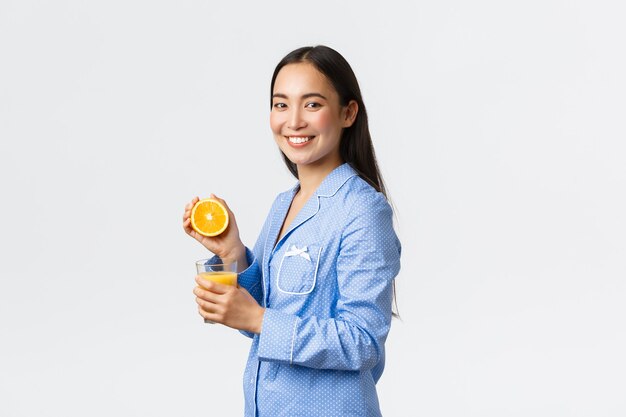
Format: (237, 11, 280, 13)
(232, 199, 277, 337)
(189, 195, 276, 338)
(257, 192, 401, 371)
(236, 248, 262, 306)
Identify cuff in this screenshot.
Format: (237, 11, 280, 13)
(237, 247, 260, 291)
(257, 308, 300, 364)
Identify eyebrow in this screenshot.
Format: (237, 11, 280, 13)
(272, 92, 328, 100)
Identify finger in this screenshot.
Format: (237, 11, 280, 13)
(193, 285, 221, 303)
(237, 285, 253, 299)
(184, 198, 201, 222)
(198, 304, 224, 323)
(186, 196, 199, 209)
(210, 193, 227, 208)
(209, 194, 236, 219)
(184, 198, 197, 214)
(198, 305, 216, 321)
(195, 275, 230, 294)
(195, 275, 224, 293)
(196, 296, 219, 313)
(190, 229, 204, 242)
(183, 219, 196, 236)
(183, 220, 202, 240)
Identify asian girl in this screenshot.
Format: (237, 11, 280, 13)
(183, 45, 401, 417)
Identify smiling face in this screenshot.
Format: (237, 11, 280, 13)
(270, 62, 357, 173)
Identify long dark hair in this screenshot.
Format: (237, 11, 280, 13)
(270, 45, 388, 199)
(270, 45, 400, 318)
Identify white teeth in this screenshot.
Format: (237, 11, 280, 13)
(288, 136, 312, 144)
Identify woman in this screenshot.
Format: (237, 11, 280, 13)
(183, 45, 401, 417)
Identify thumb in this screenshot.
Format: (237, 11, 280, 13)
(238, 285, 258, 304)
(210, 194, 236, 220)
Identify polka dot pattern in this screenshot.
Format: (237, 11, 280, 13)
(236, 163, 401, 416)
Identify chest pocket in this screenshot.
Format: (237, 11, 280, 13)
(276, 244, 322, 295)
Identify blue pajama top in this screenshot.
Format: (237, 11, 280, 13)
(235, 163, 401, 417)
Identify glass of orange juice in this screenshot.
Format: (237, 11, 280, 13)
(195, 258, 238, 323)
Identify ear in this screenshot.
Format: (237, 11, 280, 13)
(342, 100, 359, 128)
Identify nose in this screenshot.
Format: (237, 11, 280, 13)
(287, 107, 306, 131)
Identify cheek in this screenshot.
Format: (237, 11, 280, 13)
(314, 111, 336, 132)
(269, 112, 283, 135)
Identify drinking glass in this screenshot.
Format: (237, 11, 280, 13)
(195, 259, 238, 323)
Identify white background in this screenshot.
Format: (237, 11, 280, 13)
(1, 1, 625, 416)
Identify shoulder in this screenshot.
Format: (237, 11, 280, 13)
(342, 176, 391, 217)
(328, 176, 394, 233)
(338, 177, 400, 252)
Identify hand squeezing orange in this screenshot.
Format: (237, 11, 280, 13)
(190, 198, 229, 237)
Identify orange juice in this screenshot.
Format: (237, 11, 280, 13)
(198, 271, 237, 286)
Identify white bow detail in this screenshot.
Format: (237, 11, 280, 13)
(284, 245, 311, 262)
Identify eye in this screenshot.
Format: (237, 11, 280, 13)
(273, 102, 287, 110)
(305, 102, 321, 109)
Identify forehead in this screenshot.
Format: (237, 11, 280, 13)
(273, 63, 337, 98)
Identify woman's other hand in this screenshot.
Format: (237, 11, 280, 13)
(193, 276, 265, 333)
(182, 195, 246, 266)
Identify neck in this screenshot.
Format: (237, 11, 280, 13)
(296, 160, 344, 196)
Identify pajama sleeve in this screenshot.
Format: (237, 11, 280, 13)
(257, 191, 401, 371)
(233, 197, 277, 338)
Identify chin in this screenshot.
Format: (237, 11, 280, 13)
(278, 148, 305, 163)
(283, 155, 309, 166)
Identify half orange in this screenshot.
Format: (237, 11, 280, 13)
(190, 198, 229, 237)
